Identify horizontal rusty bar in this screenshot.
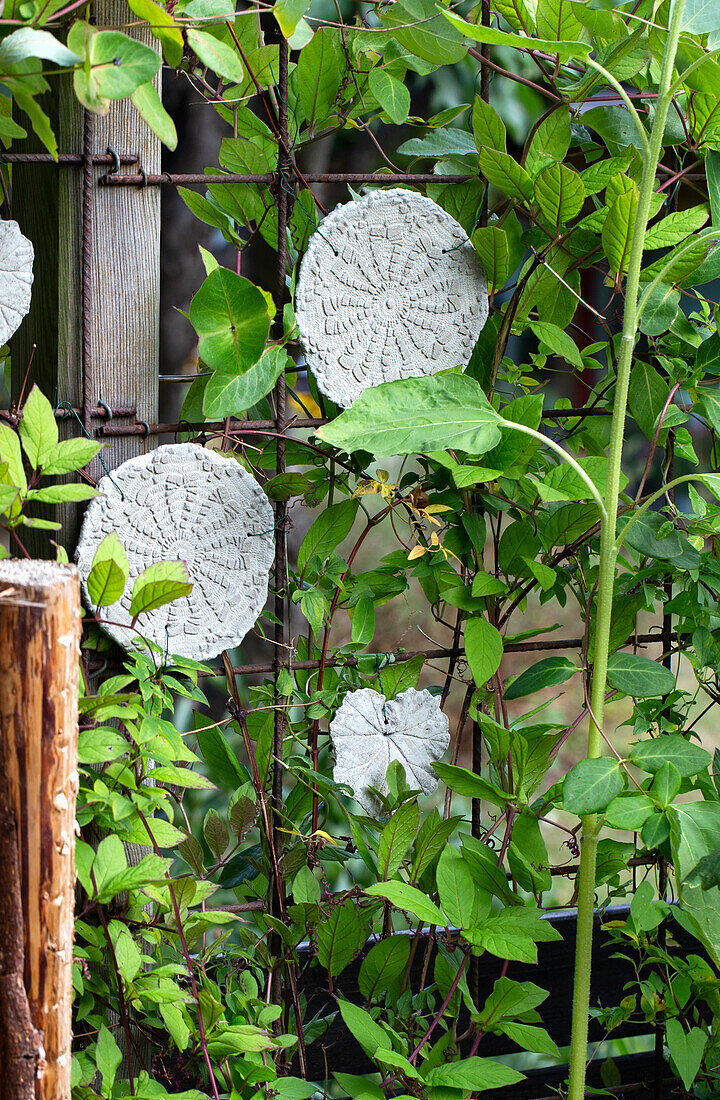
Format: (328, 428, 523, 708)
(3, 152, 137, 165)
(100, 171, 474, 187)
(0, 405, 135, 424)
(196, 633, 669, 678)
(101, 416, 325, 436)
(99, 406, 615, 437)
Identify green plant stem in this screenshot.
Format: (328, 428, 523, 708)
(566, 4, 687, 1098)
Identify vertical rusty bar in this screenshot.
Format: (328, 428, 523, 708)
(81, 111, 94, 436)
(272, 34, 289, 863)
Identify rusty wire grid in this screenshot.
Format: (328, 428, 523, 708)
(4, 63, 675, 884)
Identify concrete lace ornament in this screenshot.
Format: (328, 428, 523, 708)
(295, 188, 488, 408)
(330, 686, 450, 815)
(0, 220, 34, 345)
(76, 443, 274, 660)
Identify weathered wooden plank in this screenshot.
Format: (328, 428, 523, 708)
(11, 0, 160, 549)
(0, 560, 81, 1100)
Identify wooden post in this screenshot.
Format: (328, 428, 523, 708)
(0, 561, 81, 1100)
(11, 0, 161, 548)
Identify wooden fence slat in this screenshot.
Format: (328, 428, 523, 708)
(11, 0, 160, 548)
(0, 560, 81, 1100)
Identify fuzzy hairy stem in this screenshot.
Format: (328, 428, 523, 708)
(566, 4, 687, 1097)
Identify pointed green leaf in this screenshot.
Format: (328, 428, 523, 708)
(606, 652, 675, 698)
(130, 560, 192, 619)
(19, 385, 58, 470)
(317, 374, 502, 459)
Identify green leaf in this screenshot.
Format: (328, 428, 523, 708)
(196, 719, 249, 789)
(0, 484, 19, 514)
(525, 110, 570, 176)
(602, 185, 639, 277)
(293, 864, 320, 904)
(606, 653, 675, 698)
(297, 29, 343, 125)
(494, 0, 535, 32)
(369, 67, 410, 125)
(628, 734, 711, 777)
(110, 922, 142, 982)
(464, 905, 562, 963)
(531, 320, 584, 370)
(533, 163, 585, 226)
(670, 801, 720, 966)
(685, 849, 720, 889)
(398, 129, 477, 159)
(682, 0, 720, 32)
(297, 498, 358, 572)
(500, 1020, 560, 1058)
(202, 346, 290, 418)
(377, 801, 419, 879)
(504, 656, 577, 700)
(433, 762, 511, 806)
(479, 147, 534, 203)
(337, 1001, 386, 1056)
(189, 267, 272, 374)
(0, 424, 27, 492)
(129, 560, 192, 619)
(186, 28, 244, 82)
(436, 844, 487, 929)
(28, 483, 97, 503)
(42, 437, 100, 475)
(273, 0, 311, 37)
(203, 808, 229, 858)
(644, 206, 709, 249)
(318, 374, 502, 459)
(508, 810, 551, 894)
(665, 1020, 707, 1092)
(228, 792, 257, 838)
(0, 27, 81, 66)
(639, 282, 680, 336)
(78, 727, 129, 764)
(19, 385, 58, 470)
(358, 935, 411, 999)
(96, 1024, 122, 1097)
(317, 900, 365, 976)
(465, 616, 503, 686)
(127, 0, 183, 66)
(423, 1056, 524, 1091)
(68, 24, 161, 110)
(438, 10, 591, 60)
(471, 226, 510, 292)
(264, 472, 312, 501)
(87, 533, 129, 608)
(563, 757, 625, 815)
(472, 96, 506, 152)
(131, 81, 177, 150)
(383, 0, 468, 66)
(535, 0, 585, 39)
(365, 880, 445, 925)
(605, 793, 654, 830)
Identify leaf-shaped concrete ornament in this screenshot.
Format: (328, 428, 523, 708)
(76, 443, 274, 660)
(295, 188, 488, 408)
(330, 687, 450, 814)
(0, 220, 34, 346)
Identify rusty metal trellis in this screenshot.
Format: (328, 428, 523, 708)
(4, 40, 686, 1100)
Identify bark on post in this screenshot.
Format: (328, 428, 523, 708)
(0, 560, 81, 1100)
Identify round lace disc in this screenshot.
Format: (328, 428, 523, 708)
(330, 686, 450, 815)
(296, 188, 488, 408)
(0, 219, 34, 346)
(76, 443, 274, 660)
